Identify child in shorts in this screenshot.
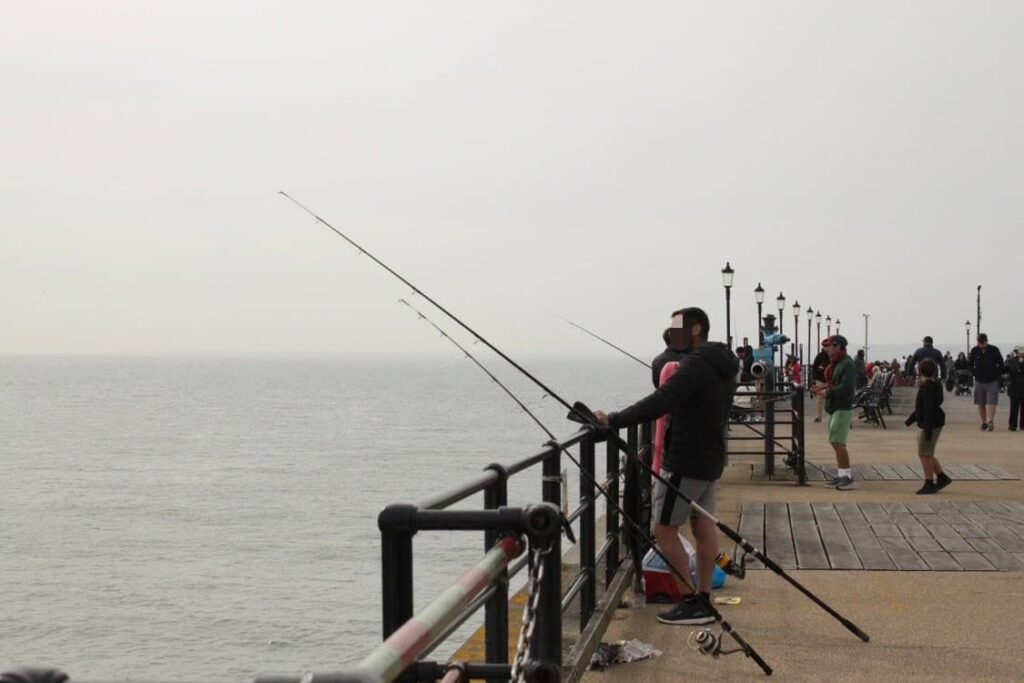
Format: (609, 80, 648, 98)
(905, 358, 952, 494)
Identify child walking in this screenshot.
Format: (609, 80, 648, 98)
(905, 358, 952, 494)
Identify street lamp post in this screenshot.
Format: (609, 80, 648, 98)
(863, 314, 870, 362)
(722, 262, 734, 349)
(815, 311, 822, 349)
(965, 320, 971, 354)
(754, 283, 765, 344)
(826, 315, 832, 337)
(776, 292, 786, 372)
(806, 307, 814, 370)
(792, 300, 801, 364)
(836, 319, 841, 335)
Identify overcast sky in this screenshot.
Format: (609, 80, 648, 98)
(3, 1, 1020, 357)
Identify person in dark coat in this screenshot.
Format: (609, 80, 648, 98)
(1007, 346, 1024, 431)
(969, 333, 1005, 431)
(905, 358, 951, 494)
(811, 345, 830, 422)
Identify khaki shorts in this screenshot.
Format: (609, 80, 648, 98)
(917, 426, 943, 457)
(652, 469, 718, 527)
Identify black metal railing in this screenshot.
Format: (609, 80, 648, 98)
(256, 422, 654, 683)
(728, 378, 807, 484)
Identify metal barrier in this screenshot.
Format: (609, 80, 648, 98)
(728, 378, 807, 484)
(256, 422, 653, 683)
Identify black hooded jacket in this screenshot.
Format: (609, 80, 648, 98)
(609, 342, 738, 481)
(650, 347, 688, 388)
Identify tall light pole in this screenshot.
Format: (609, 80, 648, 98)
(965, 319, 971, 354)
(792, 300, 801, 363)
(806, 307, 814, 370)
(977, 285, 982, 334)
(826, 315, 832, 337)
(863, 314, 870, 362)
(836, 319, 841, 335)
(754, 283, 765, 344)
(722, 262, 734, 349)
(776, 292, 786, 371)
(815, 311, 822, 349)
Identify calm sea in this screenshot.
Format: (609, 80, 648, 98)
(0, 355, 649, 681)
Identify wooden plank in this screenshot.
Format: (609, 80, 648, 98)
(883, 502, 909, 514)
(895, 517, 932, 538)
(907, 535, 944, 552)
(916, 518, 960, 539)
(951, 552, 996, 571)
(763, 502, 797, 570)
(855, 464, 883, 481)
(878, 536, 928, 570)
(873, 464, 900, 480)
(958, 464, 997, 480)
(967, 538, 1003, 553)
(942, 464, 974, 479)
(987, 526, 1024, 553)
(982, 552, 1024, 571)
(841, 526, 894, 570)
(976, 464, 1016, 479)
(788, 503, 830, 569)
(858, 502, 889, 523)
(738, 502, 765, 568)
(810, 503, 862, 570)
(889, 463, 920, 480)
(931, 506, 971, 526)
(950, 523, 989, 538)
(907, 462, 925, 478)
(905, 501, 934, 514)
(918, 551, 962, 571)
(936, 535, 976, 553)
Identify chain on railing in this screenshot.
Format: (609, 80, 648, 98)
(510, 544, 551, 682)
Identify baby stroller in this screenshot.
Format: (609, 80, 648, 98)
(954, 369, 972, 397)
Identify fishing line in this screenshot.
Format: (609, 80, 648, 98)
(280, 192, 869, 648)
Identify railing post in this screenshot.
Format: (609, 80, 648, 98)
(579, 435, 596, 626)
(605, 433, 620, 588)
(483, 464, 509, 677)
(530, 501, 562, 677)
(764, 374, 776, 478)
(639, 421, 653, 533)
(793, 388, 807, 485)
(379, 504, 417, 639)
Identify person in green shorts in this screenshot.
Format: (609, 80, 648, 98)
(813, 335, 857, 489)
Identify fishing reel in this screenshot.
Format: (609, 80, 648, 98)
(688, 629, 744, 659)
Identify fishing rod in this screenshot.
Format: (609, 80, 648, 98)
(399, 298, 771, 674)
(280, 192, 870, 646)
(552, 313, 651, 368)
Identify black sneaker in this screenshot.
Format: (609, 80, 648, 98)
(935, 472, 952, 491)
(916, 481, 938, 495)
(657, 595, 715, 625)
(980, 423, 989, 431)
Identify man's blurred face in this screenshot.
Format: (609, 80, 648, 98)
(825, 344, 837, 360)
(669, 313, 698, 351)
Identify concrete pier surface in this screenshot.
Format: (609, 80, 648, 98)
(586, 386, 1024, 682)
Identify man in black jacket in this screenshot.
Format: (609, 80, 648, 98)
(811, 346, 830, 422)
(595, 307, 737, 626)
(969, 333, 1005, 431)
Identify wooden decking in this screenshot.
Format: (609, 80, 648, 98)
(752, 462, 1018, 481)
(737, 500, 1024, 571)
